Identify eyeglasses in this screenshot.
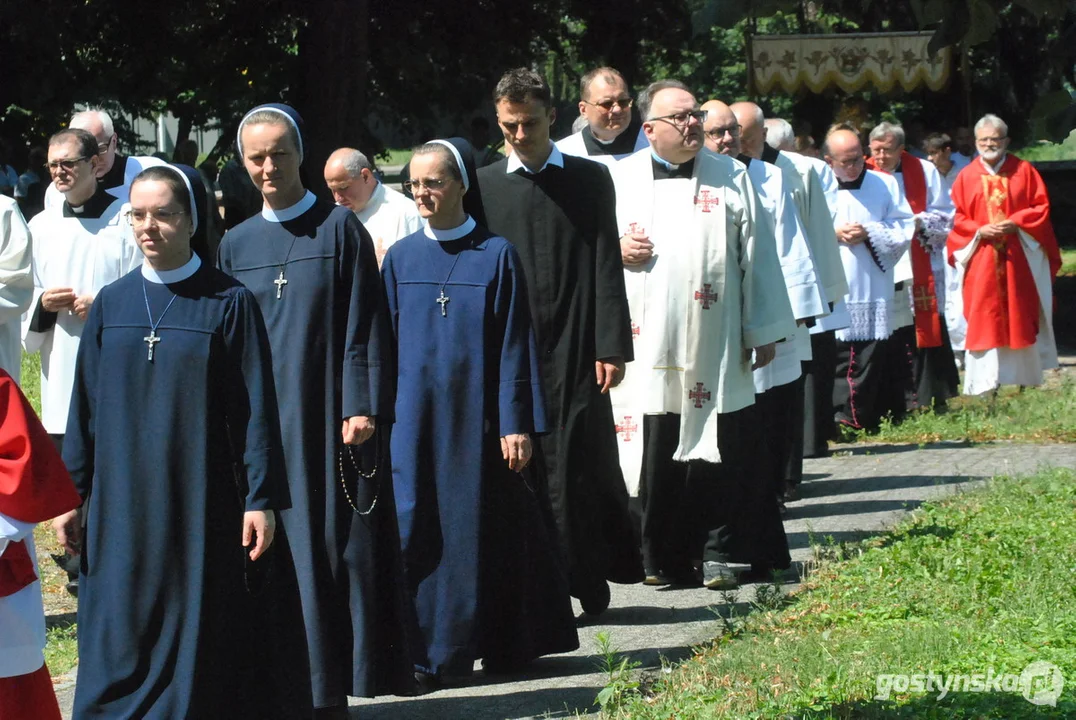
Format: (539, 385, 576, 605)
(584, 97, 634, 112)
(976, 136, 1006, 145)
(403, 178, 449, 193)
(704, 123, 742, 140)
(98, 135, 114, 154)
(46, 157, 91, 173)
(649, 110, 707, 128)
(126, 208, 187, 226)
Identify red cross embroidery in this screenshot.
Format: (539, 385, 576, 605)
(694, 284, 718, 309)
(631, 321, 641, 339)
(628, 222, 646, 235)
(694, 189, 720, 213)
(615, 416, 639, 441)
(913, 286, 935, 313)
(689, 382, 712, 408)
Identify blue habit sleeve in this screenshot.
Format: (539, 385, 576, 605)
(62, 291, 103, 501)
(496, 243, 548, 437)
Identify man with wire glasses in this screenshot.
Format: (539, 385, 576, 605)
(556, 66, 647, 167)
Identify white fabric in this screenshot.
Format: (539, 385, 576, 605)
(142, 253, 201, 284)
(237, 106, 304, 161)
(891, 161, 953, 290)
(429, 140, 471, 190)
(44, 155, 166, 210)
(609, 148, 796, 494)
(935, 159, 967, 349)
(555, 127, 648, 168)
(505, 142, 564, 175)
(261, 190, 316, 222)
(356, 182, 423, 264)
(22, 198, 140, 433)
(423, 214, 476, 242)
(0, 197, 33, 383)
(833, 170, 914, 342)
(0, 511, 46, 678)
(955, 229, 1058, 395)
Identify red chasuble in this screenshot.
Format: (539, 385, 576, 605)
(867, 151, 942, 348)
(0, 369, 80, 597)
(946, 155, 1060, 352)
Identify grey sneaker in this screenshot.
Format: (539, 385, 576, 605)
(702, 560, 738, 590)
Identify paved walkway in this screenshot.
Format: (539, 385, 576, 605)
(54, 441, 1076, 718)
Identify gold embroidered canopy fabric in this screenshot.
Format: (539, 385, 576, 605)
(751, 32, 951, 94)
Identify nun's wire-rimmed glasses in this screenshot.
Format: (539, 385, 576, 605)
(649, 110, 708, 128)
(125, 209, 188, 227)
(403, 178, 449, 194)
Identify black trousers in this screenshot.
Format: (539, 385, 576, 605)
(802, 331, 837, 457)
(777, 375, 806, 489)
(834, 337, 891, 431)
(910, 321, 960, 412)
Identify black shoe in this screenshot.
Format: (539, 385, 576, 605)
(579, 579, 611, 616)
(410, 671, 442, 695)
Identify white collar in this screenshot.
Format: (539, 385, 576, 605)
(423, 215, 476, 242)
(142, 253, 202, 284)
(355, 182, 384, 217)
(261, 190, 317, 222)
(979, 153, 1007, 176)
(506, 142, 564, 174)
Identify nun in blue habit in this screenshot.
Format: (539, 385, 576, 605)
(62, 163, 310, 717)
(383, 138, 578, 683)
(216, 104, 413, 714)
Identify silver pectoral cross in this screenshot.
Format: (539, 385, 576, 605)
(144, 331, 161, 362)
(436, 289, 450, 317)
(274, 269, 288, 299)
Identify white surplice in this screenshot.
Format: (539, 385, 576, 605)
(0, 197, 33, 382)
(555, 127, 648, 169)
(0, 512, 45, 678)
(353, 181, 423, 266)
(833, 171, 914, 342)
(609, 148, 795, 494)
(22, 198, 141, 433)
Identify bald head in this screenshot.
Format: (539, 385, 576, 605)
(824, 129, 865, 183)
(324, 147, 377, 212)
(730, 102, 766, 159)
(700, 100, 740, 156)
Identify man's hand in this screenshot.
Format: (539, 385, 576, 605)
(620, 230, 654, 265)
(742, 342, 776, 370)
(835, 223, 867, 245)
(242, 510, 275, 561)
(595, 357, 625, 394)
(41, 288, 77, 312)
(52, 509, 81, 556)
(342, 416, 376, 445)
(500, 433, 532, 472)
(995, 219, 1017, 235)
(73, 294, 94, 320)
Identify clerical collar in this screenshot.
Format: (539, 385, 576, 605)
(62, 185, 115, 219)
(424, 214, 476, 242)
(262, 190, 317, 222)
(142, 253, 201, 284)
(761, 143, 780, 165)
(99, 154, 128, 191)
(979, 153, 1007, 176)
(506, 142, 564, 175)
(837, 167, 867, 190)
(581, 116, 643, 156)
(651, 152, 695, 180)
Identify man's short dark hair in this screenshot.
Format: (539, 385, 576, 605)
(638, 80, 692, 120)
(579, 66, 626, 101)
(49, 128, 98, 159)
(923, 132, 952, 152)
(493, 68, 552, 108)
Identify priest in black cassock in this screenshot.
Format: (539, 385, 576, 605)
(478, 69, 643, 615)
(384, 138, 578, 685)
(58, 164, 308, 717)
(217, 104, 412, 716)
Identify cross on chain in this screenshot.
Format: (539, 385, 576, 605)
(693, 189, 720, 213)
(436, 289, 450, 317)
(694, 283, 718, 309)
(688, 382, 711, 409)
(143, 331, 161, 362)
(274, 269, 289, 299)
(913, 286, 935, 313)
(615, 416, 639, 442)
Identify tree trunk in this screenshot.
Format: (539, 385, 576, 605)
(295, 0, 369, 201)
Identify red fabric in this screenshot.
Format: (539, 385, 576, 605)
(866, 152, 942, 348)
(0, 369, 80, 523)
(946, 155, 1060, 352)
(0, 540, 37, 598)
(0, 663, 63, 720)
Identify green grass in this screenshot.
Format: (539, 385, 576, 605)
(836, 379, 1076, 445)
(1060, 248, 1076, 278)
(606, 467, 1076, 719)
(1013, 131, 1076, 162)
(45, 623, 79, 678)
(376, 147, 414, 168)
(20, 351, 41, 414)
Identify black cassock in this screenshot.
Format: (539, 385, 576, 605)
(64, 263, 309, 718)
(478, 156, 644, 607)
(218, 197, 412, 707)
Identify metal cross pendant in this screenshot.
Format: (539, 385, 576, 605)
(436, 289, 450, 317)
(274, 269, 288, 299)
(144, 331, 161, 362)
